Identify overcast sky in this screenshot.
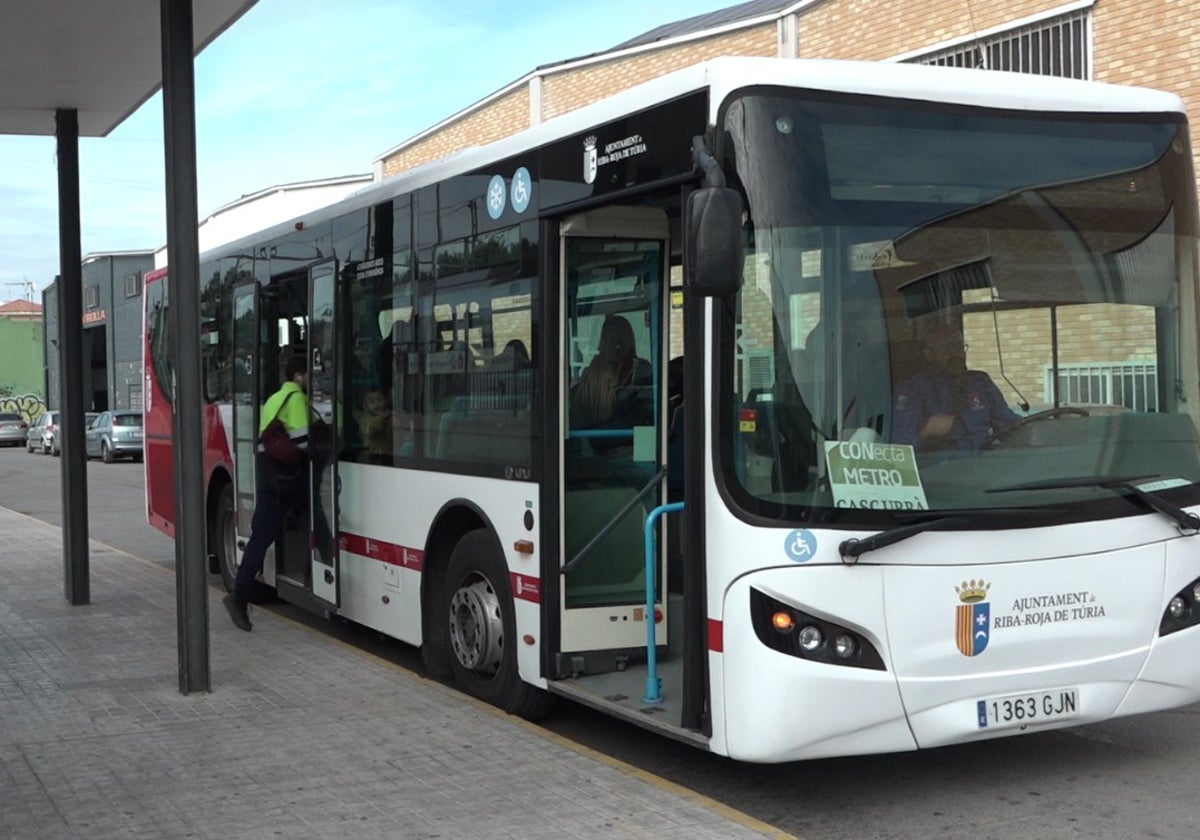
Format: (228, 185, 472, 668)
(0, 0, 736, 301)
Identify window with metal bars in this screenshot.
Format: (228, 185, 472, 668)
(1045, 362, 1158, 412)
(908, 8, 1090, 80)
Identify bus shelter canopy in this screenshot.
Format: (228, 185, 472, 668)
(1, 0, 259, 694)
(0, 1, 256, 137)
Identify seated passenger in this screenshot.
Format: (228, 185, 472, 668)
(498, 338, 530, 369)
(570, 315, 651, 430)
(358, 389, 393, 459)
(892, 321, 1018, 452)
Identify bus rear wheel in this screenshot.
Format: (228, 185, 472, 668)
(444, 529, 553, 720)
(214, 483, 238, 591)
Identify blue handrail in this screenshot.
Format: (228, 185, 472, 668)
(567, 428, 634, 439)
(643, 501, 684, 704)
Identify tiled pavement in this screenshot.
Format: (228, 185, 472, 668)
(0, 506, 788, 840)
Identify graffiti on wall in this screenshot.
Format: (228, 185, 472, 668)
(0, 393, 48, 424)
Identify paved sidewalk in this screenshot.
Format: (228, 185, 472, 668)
(0, 506, 785, 840)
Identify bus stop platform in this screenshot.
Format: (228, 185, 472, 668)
(0, 505, 786, 840)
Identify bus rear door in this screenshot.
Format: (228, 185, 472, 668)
(307, 259, 341, 607)
(230, 281, 259, 574)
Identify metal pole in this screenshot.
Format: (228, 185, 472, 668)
(161, 0, 210, 693)
(55, 108, 89, 606)
(643, 501, 684, 704)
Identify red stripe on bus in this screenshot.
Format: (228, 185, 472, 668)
(708, 618, 723, 652)
(338, 532, 425, 571)
(510, 572, 541, 603)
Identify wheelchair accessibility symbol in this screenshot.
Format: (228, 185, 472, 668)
(784, 529, 818, 563)
(510, 166, 531, 213)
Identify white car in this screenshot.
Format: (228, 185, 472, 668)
(26, 411, 57, 454)
(0, 413, 28, 447)
(26, 411, 100, 455)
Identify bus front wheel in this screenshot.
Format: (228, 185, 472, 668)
(444, 529, 553, 720)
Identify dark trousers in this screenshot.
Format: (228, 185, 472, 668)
(234, 460, 309, 607)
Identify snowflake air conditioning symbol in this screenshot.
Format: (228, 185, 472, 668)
(486, 174, 506, 220)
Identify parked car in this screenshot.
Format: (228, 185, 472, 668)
(0, 412, 28, 447)
(27, 411, 100, 455)
(84, 411, 144, 463)
(26, 411, 55, 454)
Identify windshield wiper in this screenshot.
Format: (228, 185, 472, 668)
(988, 474, 1200, 532)
(838, 508, 1050, 563)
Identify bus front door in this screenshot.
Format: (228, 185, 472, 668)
(559, 207, 669, 659)
(307, 260, 341, 607)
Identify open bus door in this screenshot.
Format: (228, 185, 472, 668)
(559, 207, 670, 662)
(240, 265, 341, 613)
(307, 260, 341, 607)
(230, 281, 259, 578)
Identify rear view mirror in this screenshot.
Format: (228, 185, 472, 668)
(684, 187, 744, 298)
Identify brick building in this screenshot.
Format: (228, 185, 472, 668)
(374, 0, 1197, 412)
(377, 0, 1200, 181)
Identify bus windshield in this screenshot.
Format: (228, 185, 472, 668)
(720, 89, 1200, 525)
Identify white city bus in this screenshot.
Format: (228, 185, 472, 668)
(145, 57, 1200, 762)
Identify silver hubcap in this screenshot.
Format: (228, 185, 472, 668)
(448, 576, 503, 677)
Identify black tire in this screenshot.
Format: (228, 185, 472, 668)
(420, 561, 454, 681)
(213, 483, 238, 591)
(101, 441, 114, 464)
(26, 438, 34, 454)
(443, 529, 554, 719)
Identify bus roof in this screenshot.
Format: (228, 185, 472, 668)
(195, 56, 1186, 266)
(707, 56, 1186, 115)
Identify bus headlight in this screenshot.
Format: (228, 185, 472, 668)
(750, 589, 885, 670)
(1168, 596, 1187, 620)
(1160, 575, 1200, 636)
(798, 625, 823, 652)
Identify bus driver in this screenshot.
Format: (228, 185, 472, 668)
(891, 321, 1019, 452)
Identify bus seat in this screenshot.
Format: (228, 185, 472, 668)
(436, 408, 531, 463)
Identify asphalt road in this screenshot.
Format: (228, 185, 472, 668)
(1, 444, 1197, 840)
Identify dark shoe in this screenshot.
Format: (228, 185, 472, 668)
(223, 593, 252, 631)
